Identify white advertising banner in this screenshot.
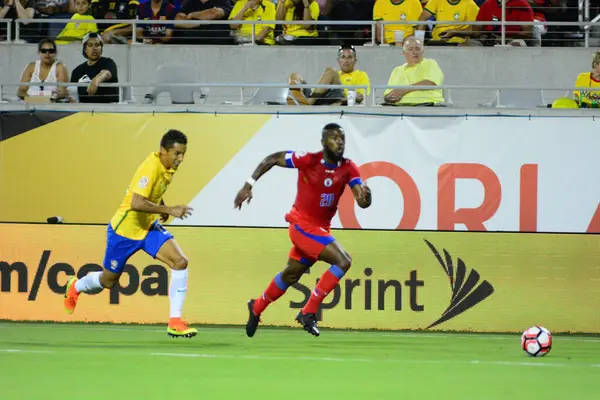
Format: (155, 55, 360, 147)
(172, 115, 600, 233)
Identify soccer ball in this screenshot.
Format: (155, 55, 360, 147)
(521, 326, 552, 357)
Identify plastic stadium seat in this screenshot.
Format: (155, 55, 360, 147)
(245, 87, 290, 105)
(145, 63, 209, 105)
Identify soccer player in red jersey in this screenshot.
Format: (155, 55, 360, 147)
(234, 123, 372, 337)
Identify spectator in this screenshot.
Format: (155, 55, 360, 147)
(32, 0, 70, 42)
(0, 0, 36, 42)
(55, 0, 97, 44)
(574, 51, 600, 108)
(325, 0, 375, 45)
(453, 0, 535, 46)
(417, 0, 479, 45)
(136, 0, 177, 44)
(174, 0, 232, 44)
(70, 32, 119, 103)
(92, 0, 139, 44)
(275, 0, 320, 45)
(374, 0, 422, 45)
(228, 0, 275, 45)
(383, 36, 444, 106)
(287, 44, 371, 106)
(17, 38, 69, 101)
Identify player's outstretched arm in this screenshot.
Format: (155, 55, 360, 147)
(351, 182, 372, 209)
(234, 151, 288, 210)
(131, 193, 193, 219)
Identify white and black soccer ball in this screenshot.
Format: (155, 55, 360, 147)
(521, 326, 552, 357)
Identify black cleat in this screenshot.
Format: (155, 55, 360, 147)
(295, 312, 320, 337)
(246, 299, 261, 338)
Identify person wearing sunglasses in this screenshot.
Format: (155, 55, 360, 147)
(288, 44, 371, 106)
(17, 38, 70, 101)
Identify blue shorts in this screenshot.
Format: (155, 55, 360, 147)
(103, 221, 173, 273)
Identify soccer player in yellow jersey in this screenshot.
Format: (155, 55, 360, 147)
(417, 0, 479, 44)
(64, 130, 197, 338)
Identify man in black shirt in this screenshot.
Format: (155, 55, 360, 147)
(70, 32, 119, 103)
(173, 0, 232, 44)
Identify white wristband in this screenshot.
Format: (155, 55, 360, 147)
(246, 177, 256, 187)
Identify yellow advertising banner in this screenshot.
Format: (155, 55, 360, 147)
(1, 224, 599, 333)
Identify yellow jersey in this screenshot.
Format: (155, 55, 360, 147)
(384, 58, 444, 104)
(338, 70, 371, 98)
(229, 0, 276, 45)
(574, 72, 600, 108)
(55, 14, 98, 44)
(283, 0, 320, 38)
(110, 152, 175, 240)
(424, 0, 479, 43)
(374, 0, 423, 44)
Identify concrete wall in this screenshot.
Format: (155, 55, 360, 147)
(1, 43, 596, 106)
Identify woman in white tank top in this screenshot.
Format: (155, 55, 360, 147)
(18, 39, 70, 101)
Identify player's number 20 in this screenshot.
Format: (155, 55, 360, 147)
(320, 193, 335, 207)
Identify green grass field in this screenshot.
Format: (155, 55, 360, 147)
(1, 322, 599, 399)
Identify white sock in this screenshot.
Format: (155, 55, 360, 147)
(74, 271, 104, 294)
(169, 269, 188, 318)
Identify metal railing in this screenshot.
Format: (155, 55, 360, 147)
(2, 17, 600, 47)
(1, 81, 597, 108)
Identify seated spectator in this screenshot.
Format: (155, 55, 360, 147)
(374, 0, 422, 45)
(325, 0, 375, 45)
(228, 0, 275, 45)
(0, 0, 35, 42)
(174, 0, 232, 44)
(417, 0, 479, 45)
(32, 0, 71, 42)
(17, 38, 69, 101)
(574, 51, 600, 108)
(275, 0, 320, 45)
(288, 44, 371, 106)
(452, 0, 535, 46)
(92, 0, 139, 44)
(70, 32, 119, 103)
(136, 0, 177, 44)
(383, 36, 444, 106)
(55, 0, 97, 44)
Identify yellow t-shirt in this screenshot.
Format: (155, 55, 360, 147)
(574, 72, 600, 108)
(55, 14, 98, 44)
(338, 70, 371, 98)
(424, 0, 479, 43)
(385, 58, 444, 104)
(110, 152, 175, 240)
(283, 0, 320, 38)
(229, 0, 276, 45)
(374, 0, 423, 44)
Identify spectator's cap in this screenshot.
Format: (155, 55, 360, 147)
(338, 44, 356, 57)
(82, 32, 103, 59)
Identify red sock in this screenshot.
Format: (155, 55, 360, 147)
(253, 273, 288, 315)
(302, 266, 344, 314)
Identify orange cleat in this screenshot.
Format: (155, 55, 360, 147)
(167, 318, 198, 338)
(64, 277, 80, 315)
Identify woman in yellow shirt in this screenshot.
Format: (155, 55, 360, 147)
(574, 51, 600, 108)
(275, 0, 320, 45)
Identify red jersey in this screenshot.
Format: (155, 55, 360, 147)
(284, 150, 362, 230)
(476, 0, 534, 33)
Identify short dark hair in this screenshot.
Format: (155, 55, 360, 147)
(322, 123, 344, 138)
(161, 130, 187, 150)
(38, 38, 57, 53)
(338, 44, 356, 58)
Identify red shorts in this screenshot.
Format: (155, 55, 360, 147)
(288, 221, 335, 266)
